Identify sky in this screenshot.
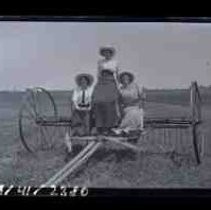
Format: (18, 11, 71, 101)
(0, 21, 211, 90)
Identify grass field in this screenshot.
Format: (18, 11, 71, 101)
(1, 90, 211, 188)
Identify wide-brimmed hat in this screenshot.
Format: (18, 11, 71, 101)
(119, 71, 135, 84)
(99, 46, 116, 56)
(75, 73, 94, 87)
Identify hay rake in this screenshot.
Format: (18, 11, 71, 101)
(18, 81, 204, 186)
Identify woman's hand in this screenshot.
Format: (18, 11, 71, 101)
(138, 98, 145, 109)
(70, 100, 76, 116)
(138, 100, 143, 109)
(138, 88, 146, 109)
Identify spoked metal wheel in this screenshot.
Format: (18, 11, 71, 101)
(19, 87, 58, 153)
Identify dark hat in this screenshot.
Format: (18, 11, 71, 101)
(119, 71, 135, 84)
(99, 46, 116, 56)
(75, 73, 94, 87)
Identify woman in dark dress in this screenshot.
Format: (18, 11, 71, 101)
(92, 46, 120, 134)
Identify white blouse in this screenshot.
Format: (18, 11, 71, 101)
(98, 59, 119, 84)
(72, 86, 94, 110)
(98, 59, 118, 73)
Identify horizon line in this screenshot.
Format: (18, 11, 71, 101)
(1, 85, 210, 92)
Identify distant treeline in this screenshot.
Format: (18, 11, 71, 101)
(0, 87, 210, 106)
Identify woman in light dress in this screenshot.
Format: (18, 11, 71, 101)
(113, 71, 145, 135)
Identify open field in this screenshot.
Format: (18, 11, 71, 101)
(0, 90, 211, 188)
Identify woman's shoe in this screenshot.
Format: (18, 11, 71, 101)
(122, 129, 131, 137)
(110, 128, 123, 136)
(102, 130, 109, 136)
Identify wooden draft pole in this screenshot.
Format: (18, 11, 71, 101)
(43, 141, 101, 187)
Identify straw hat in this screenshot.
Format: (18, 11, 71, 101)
(99, 46, 116, 56)
(119, 71, 135, 84)
(75, 73, 94, 87)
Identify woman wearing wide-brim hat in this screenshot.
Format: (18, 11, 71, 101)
(99, 46, 116, 57)
(113, 71, 146, 135)
(118, 71, 134, 85)
(97, 46, 119, 80)
(75, 73, 94, 88)
(70, 73, 94, 137)
(92, 46, 121, 135)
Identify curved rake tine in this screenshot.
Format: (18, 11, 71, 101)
(157, 129, 166, 153)
(165, 129, 170, 152)
(29, 90, 39, 117)
(38, 126, 49, 149)
(180, 129, 186, 155)
(39, 126, 54, 150)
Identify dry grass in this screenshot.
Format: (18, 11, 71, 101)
(1, 93, 211, 188)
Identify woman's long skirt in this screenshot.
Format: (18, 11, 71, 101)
(93, 101, 119, 128)
(71, 110, 90, 136)
(120, 106, 144, 130)
(92, 77, 119, 128)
